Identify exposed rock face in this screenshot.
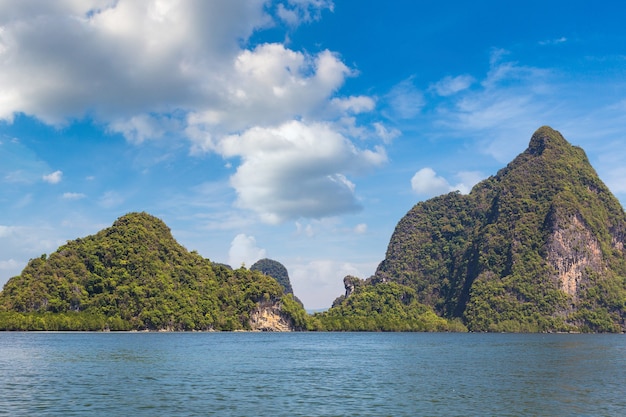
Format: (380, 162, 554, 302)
(546, 214, 603, 299)
(343, 275, 362, 297)
(374, 126, 626, 332)
(249, 300, 295, 332)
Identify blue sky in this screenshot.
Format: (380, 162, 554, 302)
(1, 1, 626, 309)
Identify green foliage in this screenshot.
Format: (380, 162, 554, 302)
(0, 312, 133, 331)
(315, 282, 467, 332)
(250, 258, 306, 308)
(280, 294, 314, 330)
(250, 258, 294, 294)
(0, 212, 304, 331)
(375, 127, 626, 332)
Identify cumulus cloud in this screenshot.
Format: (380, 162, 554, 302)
(216, 121, 387, 223)
(228, 234, 266, 268)
(411, 168, 484, 197)
(185, 44, 354, 142)
(0, 1, 390, 221)
(0, 0, 271, 123)
(42, 170, 63, 184)
(410, 168, 451, 196)
(290, 259, 365, 309)
(0, 1, 340, 127)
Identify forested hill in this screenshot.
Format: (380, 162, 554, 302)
(341, 126, 626, 332)
(0, 212, 307, 331)
(251, 258, 294, 295)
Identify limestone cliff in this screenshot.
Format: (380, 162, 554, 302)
(374, 127, 626, 332)
(249, 300, 297, 332)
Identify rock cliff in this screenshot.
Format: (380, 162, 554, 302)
(374, 126, 626, 332)
(249, 300, 297, 331)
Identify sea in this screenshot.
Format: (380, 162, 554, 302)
(0, 332, 624, 417)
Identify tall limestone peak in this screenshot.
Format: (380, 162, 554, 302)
(526, 125, 570, 156)
(374, 127, 626, 332)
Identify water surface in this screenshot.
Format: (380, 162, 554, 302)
(0, 332, 624, 416)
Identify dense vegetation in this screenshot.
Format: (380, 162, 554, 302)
(0, 213, 307, 331)
(2, 127, 624, 333)
(251, 258, 294, 295)
(373, 126, 626, 332)
(314, 281, 466, 331)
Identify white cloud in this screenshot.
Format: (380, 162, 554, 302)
(330, 96, 375, 114)
(431, 74, 474, 96)
(411, 168, 484, 197)
(0, 1, 388, 221)
(411, 168, 451, 196)
(108, 114, 181, 144)
(289, 259, 377, 309)
(184, 44, 354, 137)
(42, 170, 63, 184)
(0, 0, 272, 123)
(354, 223, 367, 234)
(62, 192, 86, 200)
(385, 78, 424, 119)
(216, 120, 387, 223)
(454, 171, 485, 194)
(275, 0, 334, 26)
(228, 234, 266, 268)
(373, 122, 401, 144)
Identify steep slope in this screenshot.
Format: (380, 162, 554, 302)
(251, 258, 294, 295)
(374, 126, 626, 332)
(0, 212, 307, 331)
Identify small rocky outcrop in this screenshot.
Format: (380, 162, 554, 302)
(343, 275, 362, 298)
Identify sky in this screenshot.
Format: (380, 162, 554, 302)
(1, 1, 626, 310)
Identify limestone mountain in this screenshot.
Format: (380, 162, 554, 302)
(251, 258, 294, 295)
(250, 258, 305, 308)
(372, 126, 626, 332)
(0, 212, 307, 331)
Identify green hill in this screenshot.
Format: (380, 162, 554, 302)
(251, 258, 294, 295)
(0, 212, 307, 331)
(331, 127, 626, 332)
